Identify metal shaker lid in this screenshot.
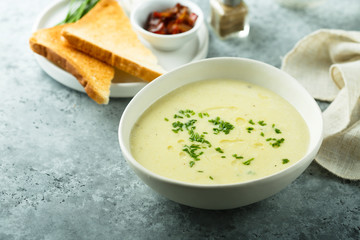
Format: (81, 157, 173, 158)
(221, 0, 242, 6)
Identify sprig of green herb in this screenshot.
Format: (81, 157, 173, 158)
(58, 0, 99, 25)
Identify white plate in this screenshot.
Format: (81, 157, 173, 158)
(32, 0, 209, 97)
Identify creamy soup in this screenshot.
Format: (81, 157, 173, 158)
(130, 79, 309, 184)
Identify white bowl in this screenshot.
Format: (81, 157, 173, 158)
(118, 57, 323, 210)
(130, 0, 204, 51)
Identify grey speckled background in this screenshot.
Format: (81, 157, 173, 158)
(1, 0, 360, 239)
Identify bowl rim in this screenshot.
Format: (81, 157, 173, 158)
(118, 57, 324, 189)
(130, 0, 204, 39)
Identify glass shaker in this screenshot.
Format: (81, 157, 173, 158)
(210, 0, 249, 39)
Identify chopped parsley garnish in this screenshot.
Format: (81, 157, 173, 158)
(185, 119, 197, 130)
(172, 121, 184, 133)
(209, 117, 235, 135)
(167, 109, 287, 171)
(189, 130, 211, 147)
(232, 154, 244, 159)
(246, 127, 254, 133)
(282, 158, 290, 164)
(183, 144, 204, 163)
(258, 120, 267, 126)
(198, 112, 210, 119)
(215, 147, 224, 153)
(209, 176, 214, 180)
(179, 109, 195, 118)
(267, 138, 285, 148)
(243, 158, 255, 165)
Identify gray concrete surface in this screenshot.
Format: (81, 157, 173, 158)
(1, 0, 359, 239)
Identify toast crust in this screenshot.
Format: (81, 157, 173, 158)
(30, 25, 114, 104)
(62, 0, 165, 82)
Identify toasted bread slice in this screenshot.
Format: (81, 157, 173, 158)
(62, 0, 164, 82)
(30, 24, 114, 104)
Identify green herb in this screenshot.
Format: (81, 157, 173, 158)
(183, 144, 203, 162)
(203, 132, 208, 134)
(189, 130, 211, 147)
(246, 127, 254, 133)
(266, 137, 285, 147)
(243, 158, 255, 165)
(209, 176, 214, 180)
(249, 119, 255, 125)
(275, 128, 282, 134)
(282, 158, 290, 164)
(189, 161, 195, 167)
(208, 117, 234, 135)
(164, 118, 169, 121)
(172, 121, 184, 133)
(178, 109, 195, 118)
(221, 156, 226, 158)
(267, 138, 285, 148)
(185, 119, 197, 131)
(272, 124, 275, 128)
(198, 170, 204, 173)
(174, 114, 183, 119)
(232, 154, 244, 159)
(58, 0, 100, 25)
(260, 132, 265, 137)
(258, 120, 267, 126)
(215, 147, 224, 153)
(198, 112, 209, 118)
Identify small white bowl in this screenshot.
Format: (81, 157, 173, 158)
(130, 0, 204, 51)
(118, 57, 323, 210)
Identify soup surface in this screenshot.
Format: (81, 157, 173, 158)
(130, 79, 309, 184)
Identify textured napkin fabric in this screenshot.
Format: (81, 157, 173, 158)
(282, 29, 360, 180)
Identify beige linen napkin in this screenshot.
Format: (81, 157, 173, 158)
(282, 29, 360, 180)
